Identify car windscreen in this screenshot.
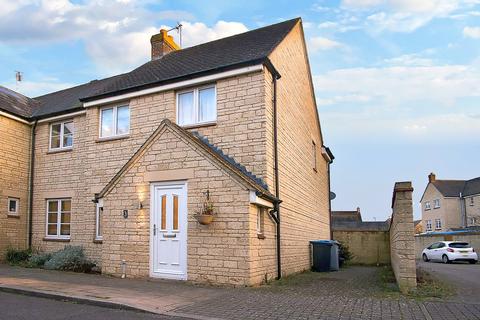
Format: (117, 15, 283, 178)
(448, 242, 471, 248)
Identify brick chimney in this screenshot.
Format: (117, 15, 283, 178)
(150, 29, 180, 60)
(428, 172, 436, 183)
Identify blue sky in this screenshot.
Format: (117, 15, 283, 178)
(1, 0, 479, 220)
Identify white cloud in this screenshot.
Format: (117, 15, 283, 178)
(0, 1, 247, 75)
(309, 37, 344, 52)
(463, 26, 480, 38)
(383, 52, 434, 66)
(340, 0, 476, 32)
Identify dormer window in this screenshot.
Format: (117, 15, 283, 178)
(100, 105, 130, 138)
(49, 120, 73, 150)
(177, 85, 216, 126)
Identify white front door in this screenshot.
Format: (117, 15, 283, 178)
(150, 182, 187, 280)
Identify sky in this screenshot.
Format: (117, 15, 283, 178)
(1, 0, 479, 221)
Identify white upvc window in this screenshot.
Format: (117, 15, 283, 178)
(433, 199, 440, 209)
(46, 199, 71, 239)
(256, 206, 265, 236)
(7, 197, 19, 215)
(177, 85, 216, 126)
(49, 120, 73, 150)
(426, 220, 432, 232)
(95, 199, 103, 240)
(435, 218, 442, 230)
(100, 105, 130, 138)
(425, 201, 431, 210)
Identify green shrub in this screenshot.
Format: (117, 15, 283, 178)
(27, 252, 52, 268)
(338, 241, 353, 264)
(43, 246, 95, 272)
(5, 248, 32, 264)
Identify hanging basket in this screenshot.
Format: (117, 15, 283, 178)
(194, 214, 214, 225)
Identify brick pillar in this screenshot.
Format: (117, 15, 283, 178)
(389, 181, 417, 293)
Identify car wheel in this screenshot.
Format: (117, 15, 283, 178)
(442, 255, 451, 264)
(423, 254, 430, 262)
(469, 260, 477, 264)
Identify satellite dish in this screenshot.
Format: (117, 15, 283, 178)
(330, 192, 336, 200)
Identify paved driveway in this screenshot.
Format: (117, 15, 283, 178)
(418, 260, 480, 305)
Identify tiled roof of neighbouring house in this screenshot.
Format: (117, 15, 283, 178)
(432, 177, 480, 198)
(4, 18, 300, 120)
(0, 86, 39, 119)
(331, 210, 362, 223)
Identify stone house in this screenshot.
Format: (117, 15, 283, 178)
(420, 172, 480, 233)
(0, 18, 333, 285)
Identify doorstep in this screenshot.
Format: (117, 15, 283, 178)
(0, 264, 223, 319)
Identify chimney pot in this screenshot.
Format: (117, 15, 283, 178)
(428, 172, 436, 183)
(150, 28, 180, 60)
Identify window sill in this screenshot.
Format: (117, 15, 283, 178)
(96, 135, 130, 143)
(47, 148, 73, 155)
(181, 122, 217, 129)
(7, 214, 20, 219)
(257, 233, 266, 240)
(43, 237, 70, 242)
(93, 238, 103, 244)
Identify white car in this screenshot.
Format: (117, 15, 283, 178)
(422, 241, 478, 264)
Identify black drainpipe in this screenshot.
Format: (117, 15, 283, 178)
(28, 120, 38, 249)
(272, 74, 281, 280)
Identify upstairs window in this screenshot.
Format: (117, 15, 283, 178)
(425, 201, 431, 210)
(50, 121, 73, 150)
(100, 105, 130, 138)
(426, 220, 432, 232)
(433, 199, 440, 209)
(177, 85, 216, 126)
(8, 198, 19, 215)
(435, 218, 442, 230)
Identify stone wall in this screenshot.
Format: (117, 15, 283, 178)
(333, 230, 390, 265)
(465, 194, 480, 227)
(0, 115, 31, 259)
(390, 181, 417, 293)
(415, 232, 480, 259)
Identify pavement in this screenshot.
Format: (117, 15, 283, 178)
(1, 263, 480, 320)
(418, 260, 480, 305)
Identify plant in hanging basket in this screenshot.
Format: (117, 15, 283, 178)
(194, 193, 216, 225)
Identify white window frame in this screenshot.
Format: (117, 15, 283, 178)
(176, 84, 217, 127)
(256, 206, 265, 235)
(435, 218, 442, 230)
(49, 120, 74, 150)
(433, 199, 440, 209)
(312, 140, 317, 172)
(7, 197, 19, 215)
(45, 199, 71, 240)
(95, 199, 103, 241)
(99, 105, 130, 138)
(425, 201, 431, 210)
(426, 220, 432, 232)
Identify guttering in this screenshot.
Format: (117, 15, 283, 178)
(28, 120, 38, 249)
(82, 64, 264, 108)
(322, 146, 334, 239)
(35, 110, 86, 123)
(271, 69, 282, 280)
(0, 110, 30, 124)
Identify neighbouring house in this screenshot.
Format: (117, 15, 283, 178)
(0, 18, 334, 285)
(331, 207, 362, 226)
(420, 172, 480, 233)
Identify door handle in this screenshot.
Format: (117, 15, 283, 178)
(163, 233, 177, 238)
